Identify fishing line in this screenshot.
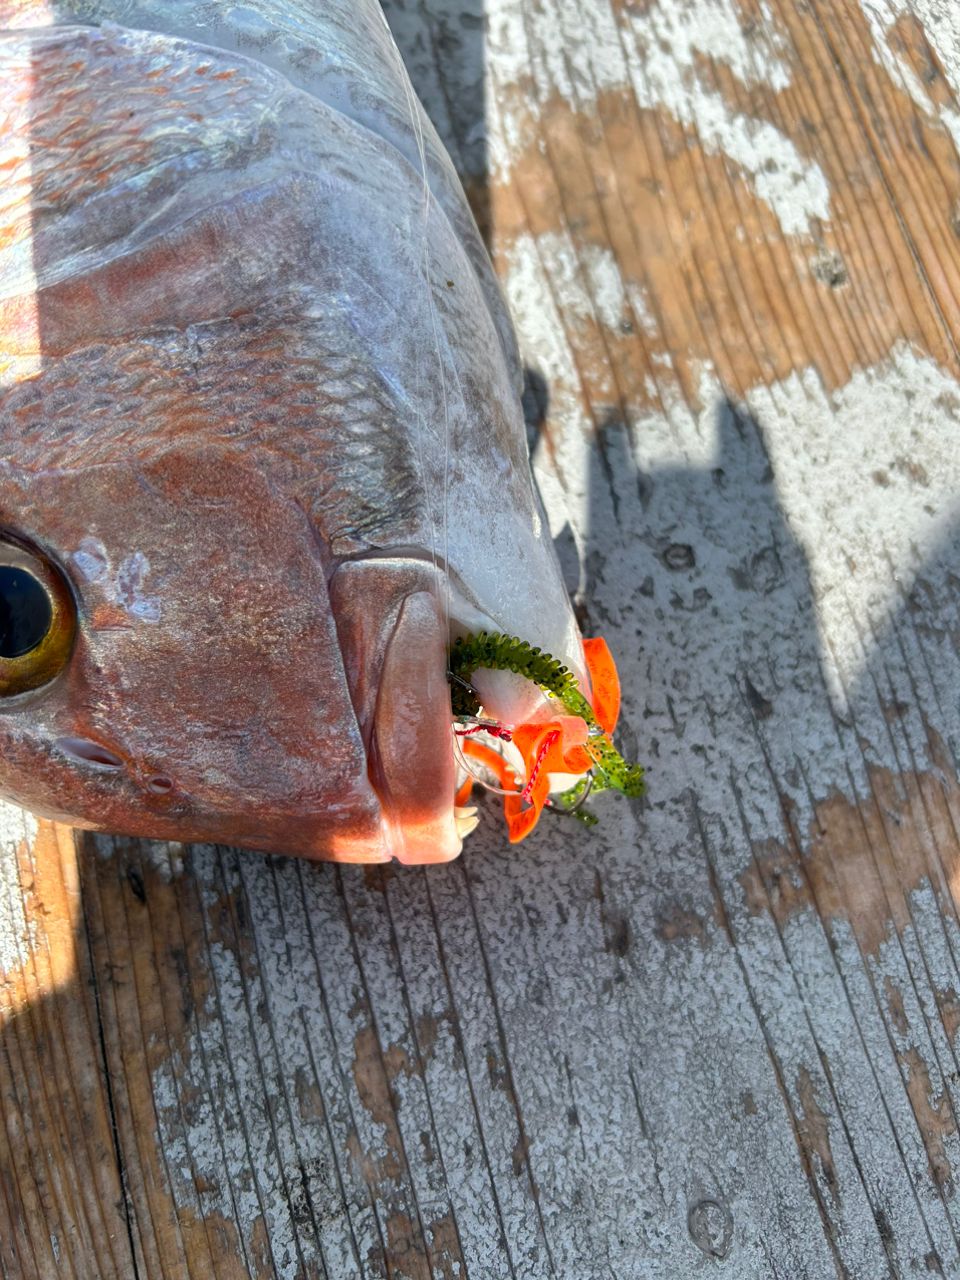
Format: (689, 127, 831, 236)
(451, 730, 521, 800)
(381, 10, 452, 644)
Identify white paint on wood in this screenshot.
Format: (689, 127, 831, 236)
(0, 799, 36, 975)
(628, 11, 829, 236)
(863, 0, 960, 154)
(747, 344, 960, 738)
(485, 0, 830, 236)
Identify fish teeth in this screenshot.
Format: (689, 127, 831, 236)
(454, 805, 479, 839)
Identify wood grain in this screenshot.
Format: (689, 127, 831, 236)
(5, 0, 960, 1275)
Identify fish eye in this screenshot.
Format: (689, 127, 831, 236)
(0, 538, 76, 697)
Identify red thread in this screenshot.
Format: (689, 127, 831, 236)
(521, 729, 560, 803)
(455, 723, 513, 742)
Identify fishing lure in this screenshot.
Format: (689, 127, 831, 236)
(449, 632, 643, 842)
(0, 0, 642, 862)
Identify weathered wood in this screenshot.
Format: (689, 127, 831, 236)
(5, 0, 960, 1275)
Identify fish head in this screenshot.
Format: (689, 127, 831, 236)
(0, 16, 588, 862)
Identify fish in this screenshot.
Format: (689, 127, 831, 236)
(0, 0, 626, 864)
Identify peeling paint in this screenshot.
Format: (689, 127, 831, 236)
(487, 0, 829, 235)
(623, 0, 829, 235)
(741, 756, 960, 957)
(797, 1063, 842, 1205)
(0, 800, 37, 977)
(748, 345, 960, 725)
(901, 1045, 956, 1192)
(864, 2, 960, 155)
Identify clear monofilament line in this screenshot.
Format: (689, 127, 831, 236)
(380, 9, 451, 643)
(451, 730, 521, 799)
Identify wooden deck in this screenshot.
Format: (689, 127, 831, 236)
(5, 0, 960, 1275)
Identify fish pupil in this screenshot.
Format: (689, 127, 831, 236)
(0, 567, 53, 658)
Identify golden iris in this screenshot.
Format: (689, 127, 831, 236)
(0, 538, 76, 696)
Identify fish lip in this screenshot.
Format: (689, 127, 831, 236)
(327, 546, 488, 626)
(326, 559, 464, 863)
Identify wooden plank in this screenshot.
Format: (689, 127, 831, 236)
(4, 0, 960, 1275)
(0, 816, 135, 1279)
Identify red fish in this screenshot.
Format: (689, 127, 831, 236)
(0, 0, 603, 863)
